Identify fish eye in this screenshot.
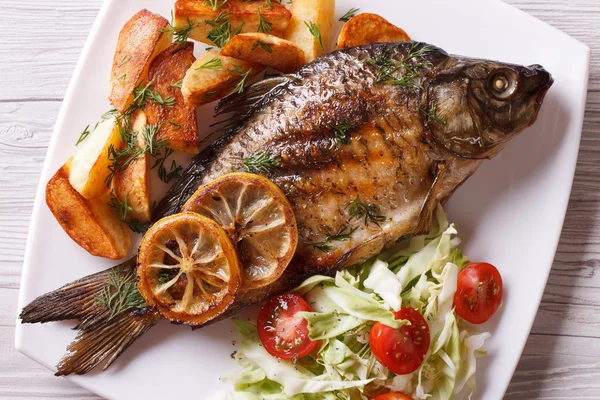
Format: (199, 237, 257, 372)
(488, 70, 517, 100)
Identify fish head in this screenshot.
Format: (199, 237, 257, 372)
(426, 56, 553, 159)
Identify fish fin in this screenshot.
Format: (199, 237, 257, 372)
(20, 259, 134, 327)
(214, 75, 291, 118)
(415, 162, 447, 234)
(20, 258, 161, 375)
(55, 309, 159, 376)
(333, 235, 387, 270)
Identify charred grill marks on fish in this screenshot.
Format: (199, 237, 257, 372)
(20, 42, 553, 374)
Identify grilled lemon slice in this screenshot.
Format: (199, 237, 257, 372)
(137, 212, 241, 325)
(182, 173, 298, 291)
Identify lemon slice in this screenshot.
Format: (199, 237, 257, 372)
(137, 212, 241, 325)
(182, 172, 298, 291)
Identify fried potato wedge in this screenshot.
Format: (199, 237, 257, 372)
(284, 0, 335, 62)
(109, 9, 171, 113)
(144, 42, 199, 153)
(182, 49, 262, 107)
(47, 160, 132, 260)
(220, 33, 305, 73)
(113, 111, 151, 223)
(69, 118, 121, 199)
(175, 0, 291, 46)
(337, 13, 411, 49)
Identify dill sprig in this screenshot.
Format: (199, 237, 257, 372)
(204, 0, 228, 11)
(169, 80, 183, 89)
(347, 196, 386, 227)
(230, 64, 253, 93)
(76, 124, 91, 146)
(164, 18, 200, 44)
(330, 123, 354, 144)
(304, 21, 323, 49)
(241, 150, 280, 173)
(197, 57, 223, 70)
(310, 226, 359, 253)
(252, 41, 272, 53)
(146, 89, 176, 108)
(108, 193, 150, 233)
(340, 8, 359, 22)
(152, 148, 183, 183)
(368, 43, 433, 88)
(95, 265, 146, 320)
(117, 55, 131, 68)
(257, 9, 273, 34)
(418, 103, 448, 127)
(206, 11, 244, 48)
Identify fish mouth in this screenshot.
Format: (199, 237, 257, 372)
(528, 64, 554, 106)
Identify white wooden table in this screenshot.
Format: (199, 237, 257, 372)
(1, 0, 598, 398)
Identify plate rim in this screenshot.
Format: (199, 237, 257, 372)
(14, 0, 592, 398)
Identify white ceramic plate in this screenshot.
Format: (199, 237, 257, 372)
(15, 0, 590, 398)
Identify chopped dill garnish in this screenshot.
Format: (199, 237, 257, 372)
(257, 9, 273, 34)
(197, 57, 223, 70)
(102, 108, 118, 120)
(368, 43, 434, 89)
(241, 150, 280, 173)
(169, 80, 183, 89)
(304, 21, 323, 49)
(346, 196, 386, 227)
(76, 124, 91, 146)
(152, 148, 182, 183)
(252, 41, 273, 53)
(146, 89, 176, 108)
(418, 103, 448, 127)
(95, 265, 146, 320)
(117, 55, 131, 68)
(310, 226, 359, 253)
(204, 0, 228, 11)
(206, 11, 244, 48)
(339, 8, 359, 22)
(109, 192, 133, 222)
(168, 121, 182, 129)
(118, 73, 127, 84)
(230, 64, 253, 93)
(330, 123, 354, 144)
(163, 18, 200, 44)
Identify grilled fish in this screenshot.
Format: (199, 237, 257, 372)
(20, 42, 553, 375)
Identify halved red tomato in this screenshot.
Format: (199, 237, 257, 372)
(257, 293, 319, 360)
(370, 307, 430, 375)
(371, 392, 414, 400)
(454, 262, 503, 324)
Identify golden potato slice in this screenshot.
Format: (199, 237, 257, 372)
(337, 13, 411, 49)
(109, 9, 171, 113)
(182, 49, 263, 107)
(69, 118, 121, 199)
(220, 32, 305, 73)
(113, 111, 151, 223)
(46, 160, 132, 260)
(175, 0, 291, 46)
(284, 0, 335, 62)
(144, 42, 199, 154)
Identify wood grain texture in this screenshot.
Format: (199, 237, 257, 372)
(0, 0, 598, 399)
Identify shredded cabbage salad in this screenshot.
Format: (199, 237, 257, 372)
(215, 208, 490, 400)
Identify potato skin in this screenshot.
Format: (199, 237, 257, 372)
(182, 50, 262, 108)
(284, 0, 335, 62)
(220, 33, 305, 73)
(46, 162, 132, 260)
(175, 0, 291, 46)
(109, 9, 171, 113)
(337, 13, 411, 49)
(144, 43, 199, 154)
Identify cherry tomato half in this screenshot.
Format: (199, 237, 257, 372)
(257, 293, 319, 360)
(454, 262, 503, 324)
(370, 307, 430, 375)
(371, 392, 414, 400)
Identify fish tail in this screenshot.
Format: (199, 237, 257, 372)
(20, 258, 160, 375)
